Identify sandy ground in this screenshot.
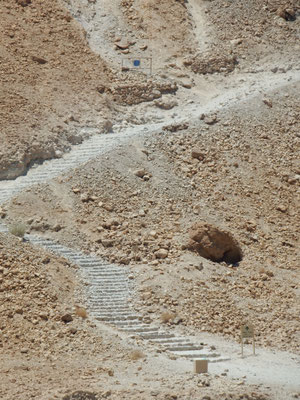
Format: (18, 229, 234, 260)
(1, 0, 300, 399)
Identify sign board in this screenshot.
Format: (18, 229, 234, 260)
(194, 359, 208, 374)
(241, 324, 254, 339)
(121, 57, 152, 75)
(240, 322, 255, 357)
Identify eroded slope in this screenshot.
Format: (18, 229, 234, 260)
(5, 80, 299, 353)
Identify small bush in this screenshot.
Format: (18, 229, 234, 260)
(9, 223, 27, 238)
(161, 311, 175, 324)
(129, 349, 145, 360)
(103, 119, 113, 133)
(75, 306, 88, 319)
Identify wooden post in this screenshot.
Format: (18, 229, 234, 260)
(241, 338, 244, 358)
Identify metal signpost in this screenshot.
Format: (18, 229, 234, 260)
(241, 323, 255, 358)
(121, 57, 153, 75)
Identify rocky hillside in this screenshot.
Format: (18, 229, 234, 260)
(1, 0, 299, 399)
(5, 78, 299, 353)
(0, 236, 273, 400)
(0, 0, 113, 179)
(0, 0, 176, 180)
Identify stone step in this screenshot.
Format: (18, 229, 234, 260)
(88, 280, 128, 284)
(121, 326, 160, 333)
(68, 258, 100, 262)
(90, 306, 133, 311)
(77, 263, 119, 269)
(88, 284, 129, 289)
(88, 280, 129, 285)
(88, 291, 128, 295)
(89, 286, 129, 290)
(85, 270, 126, 274)
(89, 294, 129, 298)
(88, 279, 128, 284)
(139, 333, 176, 340)
(88, 298, 130, 303)
(111, 319, 145, 326)
(164, 345, 205, 352)
(86, 272, 121, 277)
(149, 337, 191, 344)
(95, 315, 140, 322)
(88, 300, 129, 304)
(89, 309, 134, 315)
(88, 294, 128, 299)
(171, 350, 220, 358)
(91, 309, 132, 315)
(88, 286, 128, 290)
(87, 274, 128, 279)
(88, 302, 130, 307)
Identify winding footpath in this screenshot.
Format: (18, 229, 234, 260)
(0, 128, 229, 363)
(0, 69, 299, 364)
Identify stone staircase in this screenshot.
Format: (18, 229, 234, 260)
(0, 128, 229, 363)
(0, 129, 140, 204)
(24, 235, 229, 363)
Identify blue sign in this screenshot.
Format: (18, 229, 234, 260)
(133, 59, 141, 67)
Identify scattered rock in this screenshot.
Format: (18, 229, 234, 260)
(276, 6, 296, 21)
(62, 391, 98, 400)
(80, 193, 90, 202)
(40, 313, 48, 321)
(263, 98, 273, 108)
(16, 0, 31, 6)
(191, 149, 205, 161)
(134, 169, 146, 178)
(204, 114, 219, 125)
(32, 56, 47, 64)
(195, 263, 203, 271)
(162, 122, 189, 132)
(61, 313, 73, 323)
(101, 239, 115, 247)
(155, 97, 178, 110)
(154, 249, 168, 259)
(115, 39, 130, 50)
(276, 204, 287, 213)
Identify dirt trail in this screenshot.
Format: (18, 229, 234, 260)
(186, 0, 212, 52)
(0, 67, 299, 200)
(1, 1, 300, 399)
(62, 0, 126, 65)
(1, 68, 299, 399)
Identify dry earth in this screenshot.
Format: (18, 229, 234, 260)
(0, 0, 177, 180)
(1, 0, 300, 399)
(0, 236, 277, 400)
(5, 79, 299, 354)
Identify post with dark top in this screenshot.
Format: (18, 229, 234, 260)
(241, 323, 255, 358)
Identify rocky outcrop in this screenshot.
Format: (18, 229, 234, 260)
(183, 53, 237, 75)
(187, 222, 242, 264)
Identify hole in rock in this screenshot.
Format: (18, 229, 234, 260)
(187, 222, 243, 266)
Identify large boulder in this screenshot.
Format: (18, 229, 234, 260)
(187, 222, 242, 264)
